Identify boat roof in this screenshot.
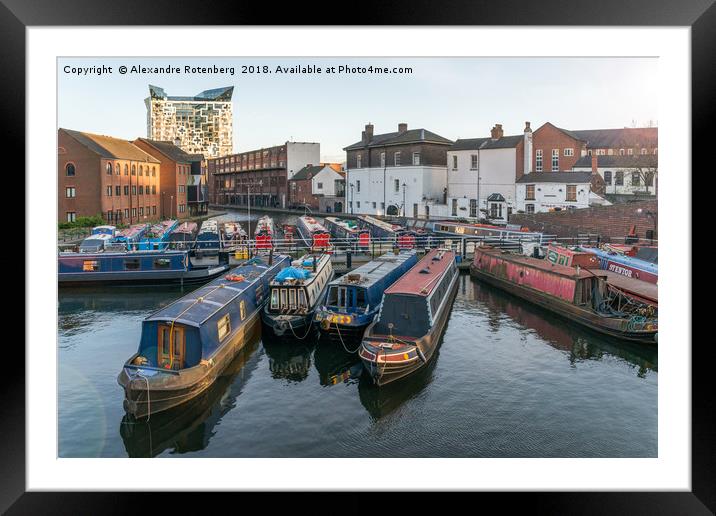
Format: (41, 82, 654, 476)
(82, 233, 114, 241)
(299, 216, 328, 233)
(117, 224, 147, 237)
(385, 249, 454, 296)
(328, 251, 415, 289)
(477, 247, 602, 280)
(360, 215, 401, 232)
(173, 221, 198, 233)
(146, 255, 286, 327)
(269, 253, 331, 286)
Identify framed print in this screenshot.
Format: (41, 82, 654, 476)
(3, 0, 713, 512)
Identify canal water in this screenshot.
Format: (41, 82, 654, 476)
(58, 260, 658, 458)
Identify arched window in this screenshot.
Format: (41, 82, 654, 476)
(115, 163, 120, 175)
(124, 164, 129, 175)
(131, 165, 136, 175)
(65, 163, 75, 176)
(641, 148, 647, 155)
(152, 167, 156, 177)
(106, 162, 112, 175)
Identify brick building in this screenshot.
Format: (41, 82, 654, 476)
(58, 128, 161, 225)
(208, 142, 319, 209)
(288, 164, 346, 210)
(133, 138, 196, 219)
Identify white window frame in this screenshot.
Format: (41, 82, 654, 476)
(394, 152, 401, 166)
(563, 148, 574, 157)
(551, 149, 559, 171)
(536, 149, 543, 172)
(470, 154, 478, 170)
(412, 152, 421, 165)
(66, 187, 76, 198)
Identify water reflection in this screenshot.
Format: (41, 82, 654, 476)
(119, 328, 261, 457)
(468, 277, 658, 376)
(313, 337, 363, 386)
(262, 330, 316, 382)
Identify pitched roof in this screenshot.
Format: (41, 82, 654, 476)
(135, 138, 194, 163)
(290, 165, 328, 180)
(573, 154, 658, 169)
(570, 127, 658, 149)
(450, 134, 522, 151)
(344, 128, 453, 151)
(450, 137, 491, 151)
(517, 172, 593, 184)
(60, 129, 160, 163)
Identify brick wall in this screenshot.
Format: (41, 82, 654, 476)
(532, 122, 585, 172)
(509, 199, 657, 240)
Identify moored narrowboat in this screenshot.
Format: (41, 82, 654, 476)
(578, 246, 658, 284)
(360, 249, 459, 386)
(78, 232, 116, 253)
(323, 217, 370, 249)
(221, 221, 248, 247)
(58, 249, 230, 287)
(117, 254, 291, 419)
(357, 215, 418, 249)
(315, 251, 418, 347)
(195, 220, 222, 257)
(167, 221, 198, 250)
(136, 220, 179, 251)
(254, 215, 275, 251)
(469, 246, 658, 343)
(113, 224, 148, 249)
(261, 253, 334, 338)
(296, 216, 332, 250)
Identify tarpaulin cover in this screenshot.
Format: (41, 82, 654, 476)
(276, 266, 311, 282)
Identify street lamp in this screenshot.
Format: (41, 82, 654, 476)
(401, 182, 407, 217)
(349, 182, 355, 215)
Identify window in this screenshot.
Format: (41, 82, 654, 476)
(271, 289, 279, 309)
(115, 186, 121, 196)
(106, 162, 112, 175)
(82, 260, 100, 272)
(615, 171, 624, 185)
(124, 258, 141, 270)
(289, 289, 297, 309)
(132, 186, 137, 195)
(394, 179, 400, 193)
(645, 171, 655, 186)
(526, 204, 535, 214)
(217, 314, 231, 341)
(525, 184, 535, 200)
(604, 171, 612, 185)
(412, 152, 421, 165)
(608, 149, 614, 155)
(139, 207, 144, 216)
(152, 185, 156, 194)
(280, 288, 287, 309)
(372, 201, 376, 209)
(469, 199, 477, 218)
(357, 201, 361, 208)
(116, 164, 120, 175)
(631, 172, 641, 186)
(597, 149, 606, 156)
(628, 148, 634, 155)
(452, 155, 458, 170)
(619, 149, 625, 156)
(65, 163, 75, 176)
(536, 150, 543, 172)
(124, 164, 129, 175)
(641, 148, 648, 155)
(566, 185, 577, 201)
(139, 185, 144, 195)
(471, 154, 478, 170)
(240, 300, 246, 320)
(65, 187, 76, 198)
(106, 186, 112, 196)
(153, 258, 172, 269)
(124, 208, 129, 219)
(356, 154, 362, 168)
(564, 148, 574, 157)
(451, 198, 458, 216)
(132, 208, 137, 217)
(124, 185, 129, 195)
(152, 167, 156, 177)
(131, 165, 136, 175)
(380, 152, 386, 167)
(107, 210, 113, 222)
(316, 182, 323, 190)
(587, 149, 592, 156)
(139, 166, 143, 176)
(356, 180, 361, 192)
(394, 152, 401, 166)
(66, 212, 76, 222)
(551, 149, 559, 171)
(152, 206, 157, 215)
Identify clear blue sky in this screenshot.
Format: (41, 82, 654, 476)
(58, 57, 658, 163)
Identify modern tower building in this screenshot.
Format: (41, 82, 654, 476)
(145, 85, 234, 159)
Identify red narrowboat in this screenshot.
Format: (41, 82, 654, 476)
(254, 215, 275, 250)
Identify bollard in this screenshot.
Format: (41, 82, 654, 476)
(346, 249, 352, 269)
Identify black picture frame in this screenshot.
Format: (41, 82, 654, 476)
(4, 0, 710, 512)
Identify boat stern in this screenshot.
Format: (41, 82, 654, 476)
(359, 339, 422, 386)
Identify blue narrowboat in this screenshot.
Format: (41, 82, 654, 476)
(578, 246, 658, 284)
(136, 219, 179, 251)
(314, 251, 418, 346)
(113, 224, 148, 249)
(195, 219, 223, 257)
(78, 232, 116, 253)
(58, 249, 230, 287)
(118, 254, 291, 418)
(167, 221, 199, 250)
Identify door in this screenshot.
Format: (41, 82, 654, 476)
(158, 324, 185, 369)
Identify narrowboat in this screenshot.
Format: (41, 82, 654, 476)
(113, 224, 148, 249)
(296, 216, 332, 250)
(117, 254, 291, 419)
(90, 225, 117, 237)
(578, 246, 658, 284)
(167, 221, 198, 250)
(430, 220, 544, 243)
(195, 219, 222, 257)
(323, 217, 371, 249)
(254, 215, 275, 251)
(314, 251, 418, 346)
(221, 221, 248, 247)
(58, 249, 230, 287)
(78, 232, 116, 253)
(469, 246, 658, 343)
(545, 243, 601, 268)
(261, 253, 334, 338)
(359, 248, 460, 386)
(357, 215, 418, 249)
(136, 220, 179, 251)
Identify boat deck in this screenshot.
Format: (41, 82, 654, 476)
(601, 270, 658, 304)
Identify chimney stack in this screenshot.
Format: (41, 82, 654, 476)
(362, 123, 374, 145)
(591, 154, 598, 174)
(490, 124, 504, 140)
(523, 122, 533, 175)
(398, 123, 408, 134)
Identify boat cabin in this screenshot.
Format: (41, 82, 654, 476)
(268, 254, 333, 314)
(79, 233, 115, 253)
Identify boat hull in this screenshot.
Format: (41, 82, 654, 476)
(59, 264, 229, 287)
(469, 264, 657, 344)
(261, 310, 316, 339)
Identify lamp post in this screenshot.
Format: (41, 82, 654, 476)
(170, 195, 174, 219)
(349, 183, 355, 214)
(402, 182, 407, 217)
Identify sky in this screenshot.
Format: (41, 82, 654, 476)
(58, 57, 658, 163)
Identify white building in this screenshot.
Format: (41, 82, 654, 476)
(343, 123, 453, 218)
(446, 123, 533, 223)
(515, 171, 593, 214)
(572, 155, 657, 197)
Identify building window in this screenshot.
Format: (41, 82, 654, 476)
(451, 198, 458, 216)
(107, 211, 113, 221)
(526, 204, 535, 214)
(645, 171, 655, 186)
(357, 201, 361, 208)
(452, 155, 458, 170)
(631, 171, 641, 186)
(471, 155, 478, 170)
(628, 148, 634, 155)
(394, 152, 401, 166)
(566, 185, 577, 202)
(139, 207, 144, 216)
(394, 179, 400, 193)
(356, 154, 362, 168)
(65, 163, 75, 176)
(469, 199, 477, 218)
(152, 206, 157, 215)
(372, 202, 377, 209)
(124, 185, 129, 195)
(139, 166, 143, 176)
(124, 164, 129, 175)
(139, 185, 144, 195)
(132, 208, 137, 217)
(66, 187, 76, 198)
(106, 162, 112, 175)
(115, 164, 120, 175)
(132, 186, 137, 195)
(619, 149, 625, 156)
(152, 185, 156, 195)
(115, 185, 121, 196)
(564, 148, 574, 157)
(380, 152, 386, 167)
(106, 186, 112, 196)
(412, 152, 421, 165)
(152, 166, 156, 177)
(356, 180, 360, 192)
(551, 149, 559, 171)
(597, 149, 606, 156)
(615, 171, 624, 185)
(525, 184, 535, 200)
(66, 212, 76, 222)
(124, 208, 129, 219)
(587, 150, 592, 156)
(641, 148, 648, 155)
(604, 171, 612, 185)
(316, 182, 323, 190)
(536, 150, 543, 172)
(131, 165, 136, 175)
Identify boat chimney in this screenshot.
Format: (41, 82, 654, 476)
(312, 256, 317, 272)
(268, 249, 273, 265)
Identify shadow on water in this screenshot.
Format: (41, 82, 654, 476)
(313, 335, 363, 387)
(467, 276, 658, 376)
(261, 328, 317, 383)
(119, 326, 262, 458)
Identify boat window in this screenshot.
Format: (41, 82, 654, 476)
(280, 289, 287, 310)
(299, 289, 307, 308)
(82, 260, 100, 272)
(217, 314, 231, 341)
(124, 258, 141, 270)
(270, 289, 279, 309)
(355, 288, 367, 308)
(153, 258, 172, 269)
(327, 286, 338, 306)
(289, 289, 297, 309)
(240, 300, 246, 321)
(161, 327, 170, 355)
